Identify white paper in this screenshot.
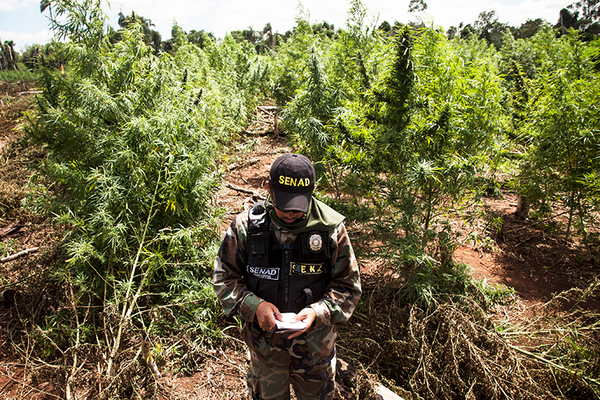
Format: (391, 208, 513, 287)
(275, 312, 307, 331)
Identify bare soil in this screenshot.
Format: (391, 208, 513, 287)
(1, 81, 65, 399)
(457, 198, 600, 308)
(1, 87, 599, 399)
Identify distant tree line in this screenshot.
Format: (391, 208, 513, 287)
(0, 39, 62, 72)
(1, 0, 598, 74)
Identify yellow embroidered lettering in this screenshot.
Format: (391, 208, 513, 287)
(305, 178, 310, 186)
(284, 176, 290, 185)
(310, 265, 315, 273)
(301, 265, 306, 273)
(298, 179, 304, 186)
(290, 177, 297, 186)
(279, 175, 285, 185)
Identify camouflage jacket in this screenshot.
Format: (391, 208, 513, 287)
(213, 207, 361, 329)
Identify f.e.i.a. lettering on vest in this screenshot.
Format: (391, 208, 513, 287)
(279, 175, 311, 187)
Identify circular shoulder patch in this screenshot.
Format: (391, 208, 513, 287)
(308, 233, 323, 252)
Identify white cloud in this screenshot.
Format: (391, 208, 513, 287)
(4, 0, 577, 49)
(345, 0, 572, 30)
(422, 0, 570, 28)
(0, 28, 53, 51)
(0, 0, 39, 12)
(494, 0, 567, 25)
(212, 1, 296, 35)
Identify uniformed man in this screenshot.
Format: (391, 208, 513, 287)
(213, 153, 361, 400)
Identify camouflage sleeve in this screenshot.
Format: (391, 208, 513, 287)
(212, 211, 264, 322)
(310, 223, 361, 328)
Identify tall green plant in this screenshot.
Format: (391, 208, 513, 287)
(369, 25, 415, 137)
(521, 41, 600, 240)
(280, 21, 508, 305)
(27, 0, 264, 384)
(282, 47, 342, 180)
(270, 6, 324, 108)
(329, 0, 379, 98)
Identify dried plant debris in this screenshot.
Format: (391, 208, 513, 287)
(337, 281, 600, 400)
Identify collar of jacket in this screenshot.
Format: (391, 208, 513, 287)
(267, 196, 345, 235)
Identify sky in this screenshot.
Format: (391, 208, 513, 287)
(1, 0, 575, 52)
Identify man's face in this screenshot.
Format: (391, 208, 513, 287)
(272, 207, 304, 224)
(266, 180, 305, 223)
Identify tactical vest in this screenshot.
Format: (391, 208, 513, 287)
(245, 203, 332, 313)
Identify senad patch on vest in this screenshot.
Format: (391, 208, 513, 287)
(247, 266, 280, 281)
(290, 262, 324, 275)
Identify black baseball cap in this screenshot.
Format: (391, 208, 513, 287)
(269, 154, 315, 213)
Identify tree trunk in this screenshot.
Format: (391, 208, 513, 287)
(515, 192, 529, 219)
(7, 42, 17, 70)
(270, 31, 275, 52)
(274, 107, 279, 138)
(0, 45, 7, 71)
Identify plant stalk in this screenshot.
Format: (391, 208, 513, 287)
(106, 172, 161, 377)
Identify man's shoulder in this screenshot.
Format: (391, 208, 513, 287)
(232, 202, 268, 235)
(329, 222, 347, 245)
(232, 208, 251, 229)
(233, 207, 252, 220)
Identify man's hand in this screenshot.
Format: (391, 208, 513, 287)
(255, 301, 282, 331)
(287, 307, 316, 339)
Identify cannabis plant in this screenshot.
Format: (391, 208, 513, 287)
(26, 0, 264, 382)
(521, 34, 600, 241)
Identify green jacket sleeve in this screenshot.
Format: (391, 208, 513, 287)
(212, 210, 264, 322)
(309, 222, 361, 328)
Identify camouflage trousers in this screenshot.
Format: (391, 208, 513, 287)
(242, 322, 337, 400)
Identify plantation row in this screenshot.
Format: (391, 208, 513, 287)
(7, 0, 600, 397)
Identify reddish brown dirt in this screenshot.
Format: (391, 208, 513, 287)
(1, 92, 599, 398)
(159, 349, 251, 399)
(455, 195, 600, 308)
(1, 81, 63, 399)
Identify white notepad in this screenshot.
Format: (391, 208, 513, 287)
(275, 312, 307, 331)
